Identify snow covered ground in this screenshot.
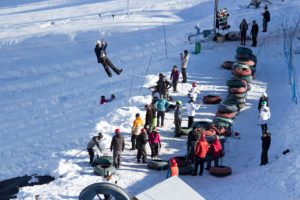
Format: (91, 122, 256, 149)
(0, 0, 299, 199)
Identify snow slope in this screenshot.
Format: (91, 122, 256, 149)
(0, 0, 299, 199)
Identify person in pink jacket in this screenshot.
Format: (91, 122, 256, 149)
(148, 126, 161, 159)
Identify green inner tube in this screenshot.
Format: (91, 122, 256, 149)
(192, 121, 211, 129)
(226, 79, 247, 88)
(233, 75, 253, 83)
(179, 165, 194, 175)
(93, 164, 116, 177)
(236, 47, 253, 55)
(147, 159, 169, 170)
(93, 156, 114, 165)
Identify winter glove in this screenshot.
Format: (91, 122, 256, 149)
(159, 144, 161, 148)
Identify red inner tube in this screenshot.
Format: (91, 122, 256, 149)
(239, 60, 255, 67)
(209, 166, 232, 177)
(230, 86, 247, 93)
(221, 61, 235, 69)
(233, 67, 252, 76)
(210, 124, 226, 134)
(203, 95, 222, 104)
(215, 111, 236, 118)
(203, 129, 216, 136)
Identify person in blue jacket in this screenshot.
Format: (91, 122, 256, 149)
(155, 97, 170, 128)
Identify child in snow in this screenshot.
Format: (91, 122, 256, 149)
(110, 129, 125, 169)
(258, 101, 271, 133)
(206, 136, 223, 170)
(131, 113, 144, 150)
(193, 133, 209, 176)
(170, 65, 180, 93)
(86, 133, 104, 165)
(100, 96, 108, 104)
(148, 126, 161, 159)
(136, 128, 148, 163)
(188, 82, 200, 102)
(260, 131, 271, 166)
(166, 158, 179, 178)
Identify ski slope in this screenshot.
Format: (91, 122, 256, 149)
(0, 0, 299, 199)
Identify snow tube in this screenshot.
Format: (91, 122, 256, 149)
(93, 156, 114, 165)
(169, 157, 193, 175)
(235, 53, 250, 61)
(181, 127, 192, 136)
(218, 104, 238, 113)
(147, 159, 169, 170)
(192, 121, 211, 129)
(210, 124, 226, 134)
(250, 66, 256, 75)
(238, 60, 255, 67)
(93, 164, 116, 177)
(233, 66, 252, 76)
(249, 54, 257, 64)
(203, 129, 216, 136)
(79, 182, 131, 200)
(209, 166, 232, 177)
(213, 117, 234, 126)
(216, 111, 236, 119)
(236, 47, 253, 55)
(223, 97, 247, 105)
(215, 121, 231, 129)
(203, 95, 222, 104)
(226, 79, 247, 88)
(229, 86, 247, 94)
(221, 61, 235, 70)
(233, 75, 253, 83)
(228, 93, 246, 99)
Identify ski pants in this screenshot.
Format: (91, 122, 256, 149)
(194, 157, 205, 175)
(157, 111, 165, 127)
(150, 143, 159, 158)
(261, 124, 268, 133)
(172, 80, 178, 92)
(98, 57, 120, 77)
(261, 147, 269, 165)
(181, 68, 187, 83)
(263, 21, 268, 32)
(113, 151, 122, 168)
(188, 116, 194, 128)
(252, 34, 257, 46)
(131, 134, 137, 149)
(207, 156, 219, 169)
(87, 148, 94, 164)
(241, 30, 247, 45)
(137, 146, 147, 161)
(174, 118, 182, 136)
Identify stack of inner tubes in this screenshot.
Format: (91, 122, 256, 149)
(236, 47, 257, 79)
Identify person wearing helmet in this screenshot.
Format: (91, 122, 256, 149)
(136, 128, 148, 163)
(131, 113, 144, 150)
(170, 65, 180, 93)
(188, 82, 200, 102)
(86, 133, 104, 165)
(166, 158, 179, 178)
(94, 40, 122, 77)
(174, 100, 183, 137)
(110, 129, 125, 168)
(193, 133, 209, 176)
(258, 100, 271, 134)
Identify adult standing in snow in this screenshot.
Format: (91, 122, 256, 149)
(86, 133, 104, 165)
(240, 19, 248, 46)
(260, 131, 271, 166)
(155, 97, 170, 128)
(193, 133, 209, 176)
(186, 99, 201, 128)
(262, 6, 270, 32)
(174, 100, 183, 137)
(251, 20, 259, 47)
(136, 128, 148, 163)
(258, 92, 269, 111)
(258, 101, 271, 133)
(187, 127, 199, 163)
(148, 126, 161, 159)
(94, 40, 123, 77)
(152, 75, 172, 99)
(144, 104, 154, 134)
(110, 129, 125, 169)
(166, 158, 179, 178)
(170, 65, 180, 93)
(180, 50, 190, 83)
(188, 82, 200, 102)
(131, 113, 144, 150)
(206, 136, 223, 170)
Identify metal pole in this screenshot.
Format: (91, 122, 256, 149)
(48, 0, 54, 21)
(139, 57, 152, 95)
(213, 0, 218, 35)
(127, 0, 129, 14)
(162, 21, 168, 59)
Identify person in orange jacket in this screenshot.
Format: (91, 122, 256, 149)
(206, 135, 223, 170)
(131, 113, 144, 150)
(166, 158, 179, 178)
(192, 133, 209, 176)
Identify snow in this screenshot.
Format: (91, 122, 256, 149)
(0, 0, 299, 199)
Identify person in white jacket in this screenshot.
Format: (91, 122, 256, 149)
(258, 101, 271, 134)
(180, 50, 190, 83)
(186, 99, 201, 128)
(188, 82, 200, 102)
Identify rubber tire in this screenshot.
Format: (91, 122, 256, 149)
(93, 156, 114, 165)
(192, 121, 211, 129)
(181, 127, 192, 136)
(179, 165, 194, 175)
(226, 79, 247, 88)
(147, 159, 169, 170)
(233, 75, 253, 83)
(170, 156, 192, 167)
(233, 66, 252, 76)
(79, 182, 131, 200)
(228, 93, 246, 99)
(218, 104, 238, 113)
(93, 164, 116, 177)
(229, 86, 247, 94)
(223, 97, 246, 105)
(236, 47, 253, 55)
(209, 166, 232, 177)
(203, 129, 216, 136)
(210, 124, 226, 134)
(216, 111, 236, 119)
(213, 117, 234, 126)
(232, 63, 249, 70)
(235, 53, 250, 61)
(221, 61, 235, 70)
(238, 60, 255, 67)
(203, 95, 222, 104)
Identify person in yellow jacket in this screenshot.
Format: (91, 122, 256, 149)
(131, 113, 144, 150)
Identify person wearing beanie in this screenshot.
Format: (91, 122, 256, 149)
(193, 133, 209, 176)
(186, 99, 201, 128)
(136, 128, 148, 163)
(174, 100, 183, 137)
(188, 82, 200, 102)
(258, 101, 271, 133)
(110, 129, 125, 168)
(148, 126, 161, 159)
(206, 135, 223, 170)
(251, 20, 259, 47)
(94, 40, 122, 77)
(86, 133, 104, 165)
(131, 113, 144, 150)
(261, 131, 271, 166)
(258, 92, 269, 111)
(144, 104, 154, 134)
(170, 65, 180, 93)
(166, 158, 179, 178)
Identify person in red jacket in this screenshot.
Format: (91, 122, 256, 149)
(166, 158, 179, 178)
(192, 134, 209, 176)
(206, 136, 223, 170)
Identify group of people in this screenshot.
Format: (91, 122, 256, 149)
(239, 6, 270, 46)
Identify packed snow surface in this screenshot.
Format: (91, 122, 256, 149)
(0, 0, 299, 199)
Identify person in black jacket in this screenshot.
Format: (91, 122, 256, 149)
(260, 131, 271, 165)
(262, 6, 270, 32)
(136, 128, 148, 163)
(240, 19, 248, 46)
(258, 92, 269, 111)
(251, 20, 259, 47)
(110, 129, 125, 168)
(94, 40, 122, 77)
(187, 127, 200, 163)
(144, 104, 153, 134)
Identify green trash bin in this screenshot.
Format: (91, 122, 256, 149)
(195, 42, 201, 54)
